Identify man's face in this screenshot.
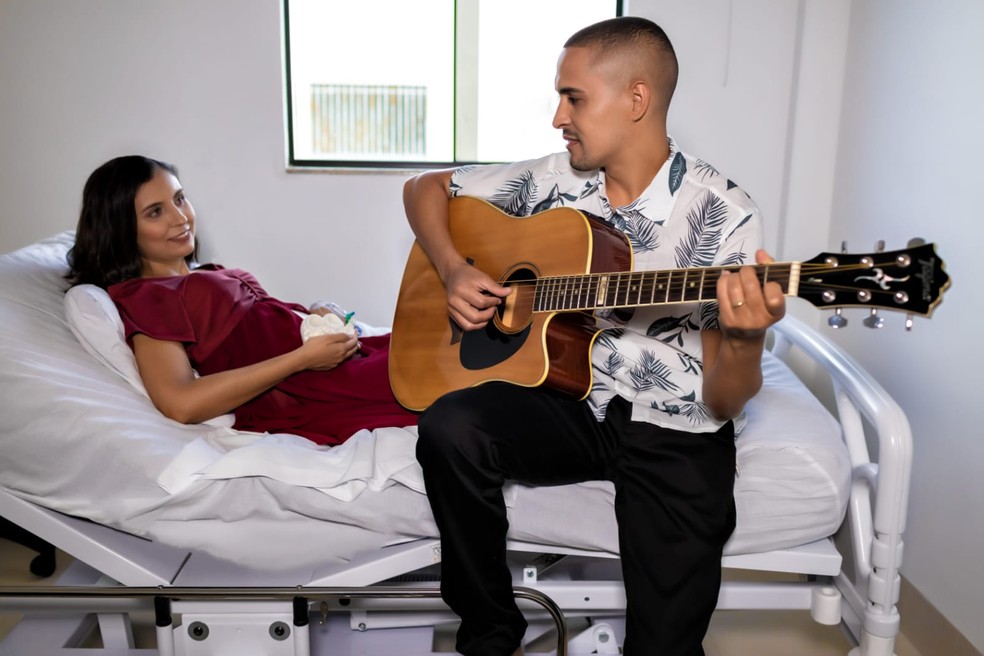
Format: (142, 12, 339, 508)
(552, 46, 629, 171)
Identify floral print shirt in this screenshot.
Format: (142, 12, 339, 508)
(449, 138, 762, 434)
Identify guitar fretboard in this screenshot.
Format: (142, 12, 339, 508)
(531, 263, 801, 312)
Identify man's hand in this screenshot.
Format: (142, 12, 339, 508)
(715, 249, 786, 340)
(443, 260, 511, 331)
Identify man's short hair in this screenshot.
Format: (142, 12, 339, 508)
(565, 16, 678, 108)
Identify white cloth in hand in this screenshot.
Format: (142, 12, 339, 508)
(300, 313, 358, 342)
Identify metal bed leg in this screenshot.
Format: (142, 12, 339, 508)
(292, 596, 311, 656)
(155, 595, 176, 656)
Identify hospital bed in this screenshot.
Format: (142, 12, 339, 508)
(0, 232, 910, 655)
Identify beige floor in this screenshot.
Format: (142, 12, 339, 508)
(0, 539, 924, 655)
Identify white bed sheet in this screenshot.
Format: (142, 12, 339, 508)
(0, 232, 851, 570)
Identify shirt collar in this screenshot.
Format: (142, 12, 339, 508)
(597, 137, 681, 224)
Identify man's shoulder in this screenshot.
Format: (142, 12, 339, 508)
(677, 150, 758, 212)
(451, 152, 598, 215)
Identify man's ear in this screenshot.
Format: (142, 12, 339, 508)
(629, 80, 651, 122)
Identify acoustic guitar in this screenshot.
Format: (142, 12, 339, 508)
(389, 196, 949, 411)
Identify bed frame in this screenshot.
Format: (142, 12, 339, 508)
(0, 314, 910, 656)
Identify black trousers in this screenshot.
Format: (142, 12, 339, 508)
(416, 382, 737, 656)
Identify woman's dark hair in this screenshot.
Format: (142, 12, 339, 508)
(66, 155, 198, 288)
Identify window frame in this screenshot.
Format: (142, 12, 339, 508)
(282, 0, 623, 170)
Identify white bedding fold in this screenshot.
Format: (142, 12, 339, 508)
(158, 426, 425, 500)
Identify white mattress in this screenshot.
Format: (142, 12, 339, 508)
(0, 233, 851, 570)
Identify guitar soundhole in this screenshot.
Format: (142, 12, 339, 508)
(459, 267, 535, 371)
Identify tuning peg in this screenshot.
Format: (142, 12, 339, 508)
(840, 241, 848, 253)
(907, 237, 926, 248)
(863, 308, 884, 329)
(875, 239, 885, 252)
(828, 308, 848, 329)
(905, 313, 914, 332)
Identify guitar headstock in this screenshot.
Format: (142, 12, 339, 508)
(797, 240, 950, 328)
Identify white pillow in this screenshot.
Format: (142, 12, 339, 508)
(64, 284, 235, 428)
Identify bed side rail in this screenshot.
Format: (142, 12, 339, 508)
(770, 314, 911, 652)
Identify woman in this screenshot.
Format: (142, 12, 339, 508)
(66, 155, 417, 445)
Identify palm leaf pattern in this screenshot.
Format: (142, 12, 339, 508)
(605, 208, 629, 232)
(699, 301, 720, 330)
(717, 250, 747, 267)
(694, 159, 719, 181)
(683, 402, 712, 424)
(489, 170, 538, 216)
(531, 184, 579, 214)
(598, 195, 617, 224)
(627, 216, 660, 252)
(654, 392, 711, 425)
(530, 184, 562, 214)
(724, 214, 753, 240)
(587, 387, 613, 419)
(579, 179, 601, 199)
(674, 191, 730, 268)
(629, 349, 680, 392)
(647, 314, 699, 347)
(616, 197, 646, 219)
(599, 351, 625, 377)
(668, 151, 687, 194)
(610, 199, 659, 253)
(449, 166, 477, 197)
(677, 350, 703, 375)
(595, 327, 625, 351)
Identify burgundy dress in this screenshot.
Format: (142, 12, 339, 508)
(108, 266, 418, 445)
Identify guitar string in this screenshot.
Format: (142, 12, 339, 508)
(518, 262, 895, 289)
(500, 264, 899, 311)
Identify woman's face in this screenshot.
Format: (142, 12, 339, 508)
(133, 168, 196, 277)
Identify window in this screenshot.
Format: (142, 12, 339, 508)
(283, 0, 622, 168)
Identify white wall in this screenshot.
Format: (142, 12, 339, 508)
(2, 0, 979, 647)
(828, 0, 984, 649)
(0, 0, 413, 326)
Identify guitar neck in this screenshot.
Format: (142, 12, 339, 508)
(531, 263, 800, 312)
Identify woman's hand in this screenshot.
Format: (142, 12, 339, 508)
(297, 332, 359, 371)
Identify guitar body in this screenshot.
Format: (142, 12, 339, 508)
(389, 196, 632, 411)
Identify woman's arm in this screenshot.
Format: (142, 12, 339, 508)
(132, 332, 358, 424)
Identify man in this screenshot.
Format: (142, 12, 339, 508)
(403, 16, 785, 656)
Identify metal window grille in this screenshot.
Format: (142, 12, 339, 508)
(311, 84, 426, 156)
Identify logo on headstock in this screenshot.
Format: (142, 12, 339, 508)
(917, 257, 937, 301)
(853, 268, 910, 291)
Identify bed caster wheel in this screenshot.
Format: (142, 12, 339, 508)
(29, 550, 56, 578)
